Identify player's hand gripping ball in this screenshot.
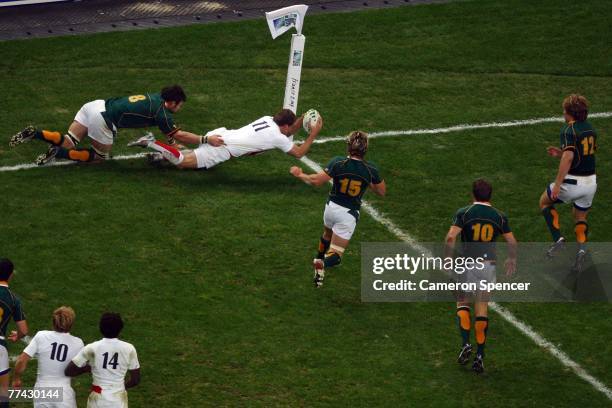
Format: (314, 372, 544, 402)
(303, 109, 321, 133)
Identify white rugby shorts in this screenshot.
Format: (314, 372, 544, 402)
(74, 100, 115, 146)
(547, 174, 597, 210)
(0, 344, 8, 375)
(323, 201, 358, 240)
(33, 382, 77, 408)
(193, 128, 231, 169)
(87, 388, 128, 408)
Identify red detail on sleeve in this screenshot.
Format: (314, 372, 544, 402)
(154, 141, 181, 158)
(91, 385, 102, 394)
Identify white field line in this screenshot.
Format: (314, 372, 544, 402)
(310, 111, 612, 144)
(298, 155, 612, 401)
(2, 111, 612, 172)
(0, 153, 147, 172)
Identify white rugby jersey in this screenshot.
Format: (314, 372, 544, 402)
(218, 116, 294, 157)
(72, 338, 139, 389)
(23, 330, 84, 385)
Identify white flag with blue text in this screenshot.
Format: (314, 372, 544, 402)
(265, 4, 309, 39)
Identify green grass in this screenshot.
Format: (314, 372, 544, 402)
(0, 0, 611, 406)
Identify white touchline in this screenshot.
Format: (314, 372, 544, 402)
(2, 111, 612, 172)
(310, 111, 612, 144)
(299, 155, 612, 401)
(0, 153, 147, 172)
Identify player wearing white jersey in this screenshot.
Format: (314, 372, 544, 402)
(127, 108, 323, 169)
(13, 306, 84, 408)
(65, 313, 140, 408)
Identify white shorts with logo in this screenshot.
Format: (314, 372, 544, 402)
(0, 344, 8, 375)
(547, 174, 597, 210)
(323, 201, 358, 240)
(193, 128, 231, 169)
(87, 387, 128, 408)
(33, 382, 76, 408)
(74, 100, 116, 146)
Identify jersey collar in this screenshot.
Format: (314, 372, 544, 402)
(473, 201, 491, 207)
(0, 281, 8, 287)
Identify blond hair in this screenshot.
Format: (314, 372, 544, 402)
(563, 94, 589, 121)
(52, 306, 75, 333)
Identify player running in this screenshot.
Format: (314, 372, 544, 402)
(444, 179, 517, 374)
(12, 306, 84, 408)
(540, 94, 597, 272)
(126, 108, 322, 168)
(65, 313, 139, 408)
(0, 259, 29, 408)
(290, 131, 386, 287)
(9, 85, 212, 165)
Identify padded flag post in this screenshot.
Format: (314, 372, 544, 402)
(265, 5, 309, 114)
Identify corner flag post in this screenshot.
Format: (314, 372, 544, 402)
(265, 5, 309, 114)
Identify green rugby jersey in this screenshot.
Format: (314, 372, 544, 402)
(452, 202, 511, 260)
(324, 156, 382, 211)
(103, 93, 179, 136)
(0, 284, 25, 347)
(560, 121, 597, 176)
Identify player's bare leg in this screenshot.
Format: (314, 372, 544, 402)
(540, 191, 565, 257)
(572, 207, 589, 272)
(472, 298, 489, 374)
(456, 298, 472, 365)
(128, 134, 200, 169)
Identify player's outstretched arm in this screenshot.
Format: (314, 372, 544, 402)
(370, 181, 386, 197)
(290, 166, 331, 186)
(125, 368, 141, 389)
(287, 116, 323, 158)
(11, 353, 31, 388)
(171, 130, 225, 147)
(64, 361, 91, 377)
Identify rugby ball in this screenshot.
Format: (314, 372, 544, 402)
(303, 109, 321, 133)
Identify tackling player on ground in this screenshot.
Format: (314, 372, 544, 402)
(0, 259, 29, 408)
(9, 85, 214, 165)
(445, 179, 517, 374)
(290, 131, 386, 287)
(127, 108, 322, 168)
(65, 313, 139, 408)
(12, 306, 84, 408)
(540, 94, 597, 272)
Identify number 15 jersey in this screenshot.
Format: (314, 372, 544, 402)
(324, 156, 382, 211)
(72, 338, 139, 390)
